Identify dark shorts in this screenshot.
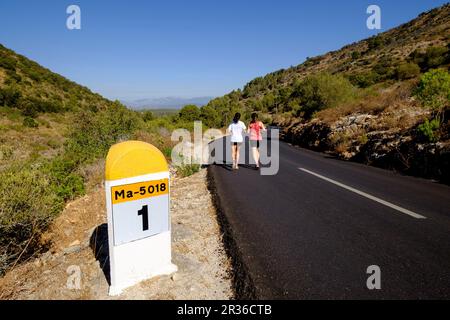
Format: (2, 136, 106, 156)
(250, 140, 260, 148)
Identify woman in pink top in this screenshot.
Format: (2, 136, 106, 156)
(248, 113, 266, 169)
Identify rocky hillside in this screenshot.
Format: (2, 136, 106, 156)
(201, 3, 450, 183)
(205, 4, 449, 110)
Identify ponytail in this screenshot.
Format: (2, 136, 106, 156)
(233, 112, 241, 124)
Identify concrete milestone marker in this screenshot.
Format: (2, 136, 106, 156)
(105, 141, 177, 296)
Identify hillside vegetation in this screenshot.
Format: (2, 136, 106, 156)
(0, 44, 179, 274)
(193, 4, 450, 182)
(0, 44, 112, 114)
(196, 4, 449, 126)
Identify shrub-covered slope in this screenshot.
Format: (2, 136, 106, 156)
(0, 44, 112, 115)
(199, 4, 449, 127)
(0, 44, 145, 274)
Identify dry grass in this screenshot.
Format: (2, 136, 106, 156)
(133, 129, 174, 158)
(316, 80, 419, 124)
(364, 96, 429, 132)
(78, 159, 105, 192)
(0, 111, 68, 171)
(334, 141, 351, 154)
(330, 126, 367, 154)
(0, 69, 6, 86)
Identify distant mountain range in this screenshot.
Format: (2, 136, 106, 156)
(122, 96, 214, 110)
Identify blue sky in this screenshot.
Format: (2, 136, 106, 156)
(0, 0, 448, 100)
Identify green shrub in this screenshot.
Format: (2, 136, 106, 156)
(6, 69, 22, 83)
(19, 98, 39, 117)
(40, 99, 63, 113)
(372, 63, 391, 78)
(417, 118, 440, 142)
(0, 52, 17, 70)
(243, 77, 267, 98)
(162, 147, 172, 159)
(176, 163, 201, 177)
(415, 69, 450, 113)
(0, 86, 21, 107)
(0, 145, 14, 160)
(203, 94, 244, 127)
(200, 104, 220, 128)
(66, 102, 143, 163)
(424, 46, 449, 69)
(359, 134, 369, 145)
(0, 165, 63, 274)
(293, 73, 356, 118)
(303, 56, 323, 68)
(286, 98, 301, 114)
(348, 72, 379, 88)
(141, 110, 155, 122)
(259, 93, 275, 112)
(54, 172, 85, 200)
(87, 104, 99, 113)
(351, 51, 361, 60)
(395, 62, 421, 80)
(45, 157, 85, 201)
(410, 46, 450, 71)
(368, 36, 385, 51)
(26, 69, 42, 82)
(16, 97, 65, 117)
(23, 116, 38, 128)
(179, 104, 201, 122)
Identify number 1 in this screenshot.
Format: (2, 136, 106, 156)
(138, 205, 149, 231)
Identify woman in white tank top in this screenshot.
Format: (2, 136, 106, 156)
(227, 112, 246, 170)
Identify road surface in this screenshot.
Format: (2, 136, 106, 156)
(208, 134, 450, 299)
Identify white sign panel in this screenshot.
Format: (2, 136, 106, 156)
(110, 178, 169, 246)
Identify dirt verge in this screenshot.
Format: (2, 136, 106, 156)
(206, 166, 257, 300)
(0, 169, 233, 300)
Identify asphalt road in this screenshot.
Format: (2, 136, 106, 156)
(208, 133, 450, 299)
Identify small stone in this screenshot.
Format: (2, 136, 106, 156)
(82, 239, 90, 248)
(69, 240, 80, 247)
(42, 251, 52, 261)
(171, 273, 180, 281)
(63, 245, 82, 255)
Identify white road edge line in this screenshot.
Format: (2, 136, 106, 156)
(298, 168, 427, 220)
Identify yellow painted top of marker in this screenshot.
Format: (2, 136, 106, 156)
(105, 140, 168, 181)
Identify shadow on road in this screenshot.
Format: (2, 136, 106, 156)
(218, 164, 234, 171)
(215, 163, 260, 172)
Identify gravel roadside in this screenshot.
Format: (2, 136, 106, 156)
(0, 168, 233, 300)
